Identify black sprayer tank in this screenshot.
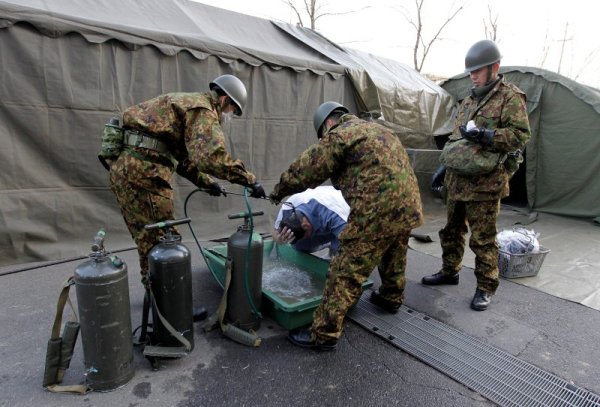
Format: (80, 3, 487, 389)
(226, 212, 264, 331)
(74, 230, 134, 391)
(147, 220, 194, 350)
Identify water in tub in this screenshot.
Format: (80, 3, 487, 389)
(262, 258, 325, 304)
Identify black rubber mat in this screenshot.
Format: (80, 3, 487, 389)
(347, 291, 600, 407)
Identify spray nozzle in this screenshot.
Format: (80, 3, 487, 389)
(91, 229, 106, 252)
(110, 255, 123, 267)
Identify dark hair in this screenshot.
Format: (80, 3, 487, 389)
(213, 88, 239, 115)
(279, 211, 306, 243)
(213, 87, 227, 97)
(329, 109, 346, 121)
(318, 109, 346, 138)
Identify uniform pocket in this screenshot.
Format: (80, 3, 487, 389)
(475, 107, 501, 128)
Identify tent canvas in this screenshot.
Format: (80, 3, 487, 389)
(441, 66, 600, 219)
(0, 0, 455, 266)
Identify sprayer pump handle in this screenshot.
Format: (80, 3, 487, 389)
(228, 211, 264, 220)
(145, 217, 192, 230)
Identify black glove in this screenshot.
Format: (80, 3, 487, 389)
(431, 165, 446, 194)
(459, 125, 495, 146)
(268, 192, 281, 205)
(206, 182, 227, 197)
(248, 183, 266, 199)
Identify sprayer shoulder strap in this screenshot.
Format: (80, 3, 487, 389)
(51, 277, 76, 339)
(205, 258, 262, 347)
(43, 277, 90, 394)
(148, 286, 192, 351)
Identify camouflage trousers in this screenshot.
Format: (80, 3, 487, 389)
(439, 199, 500, 293)
(110, 171, 177, 277)
(311, 230, 411, 342)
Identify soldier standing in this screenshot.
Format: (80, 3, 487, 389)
(269, 101, 423, 350)
(100, 74, 266, 280)
(423, 40, 531, 310)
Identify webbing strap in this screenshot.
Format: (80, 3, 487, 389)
(124, 130, 169, 154)
(205, 258, 261, 347)
(45, 384, 89, 395)
(43, 277, 89, 394)
(147, 286, 192, 352)
(50, 278, 76, 339)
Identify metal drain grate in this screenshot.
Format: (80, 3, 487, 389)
(347, 291, 600, 407)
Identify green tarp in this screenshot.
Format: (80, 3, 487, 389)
(0, 0, 455, 266)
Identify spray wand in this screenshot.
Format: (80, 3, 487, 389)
(197, 187, 272, 200)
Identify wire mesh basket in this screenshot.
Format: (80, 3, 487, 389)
(498, 246, 550, 278)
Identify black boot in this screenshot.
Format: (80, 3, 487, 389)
(193, 306, 208, 322)
(421, 271, 459, 286)
(288, 327, 337, 351)
(470, 289, 492, 311)
(369, 290, 401, 314)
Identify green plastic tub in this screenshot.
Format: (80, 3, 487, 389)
(202, 239, 373, 329)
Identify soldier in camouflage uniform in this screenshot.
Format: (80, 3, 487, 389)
(269, 101, 423, 350)
(99, 75, 266, 280)
(423, 40, 531, 311)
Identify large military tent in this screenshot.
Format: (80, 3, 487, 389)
(0, 0, 455, 266)
(441, 66, 600, 220)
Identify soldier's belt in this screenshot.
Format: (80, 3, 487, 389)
(124, 130, 168, 154)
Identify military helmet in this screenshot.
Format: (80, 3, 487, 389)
(464, 40, 502, 73)
(313, 101, 349, 137)
(209, 74, 247, 116)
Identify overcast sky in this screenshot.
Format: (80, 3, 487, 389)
(194, 0, 600, 88)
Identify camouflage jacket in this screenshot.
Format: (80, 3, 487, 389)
(445, 75, 531, 201)
(272, 114, 423, 240)
(116, 91, 255, 189)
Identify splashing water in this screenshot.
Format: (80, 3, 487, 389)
(262, 259, 325, 304)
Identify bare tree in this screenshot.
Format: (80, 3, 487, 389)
(483, 3, 499, 41)
(399, 0, 464, 72)
(556, 22, 573, 75)
(538, 29, 551, 69)
(282, 0, 368, 30)
(573, 48, 600, 81)
(283, 0, 321, 29)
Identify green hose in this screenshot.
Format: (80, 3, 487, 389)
(183, 188, 262, 319)
(243, 188, 263, 319)
(183, 189, 223, 289)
